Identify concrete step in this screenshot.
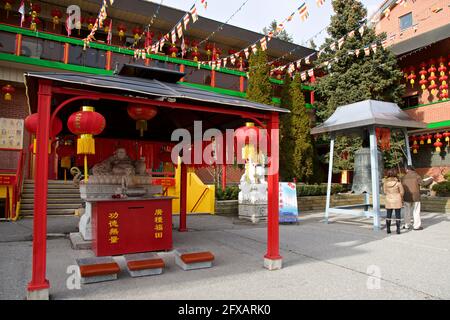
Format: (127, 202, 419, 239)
(20, 208, 77, 216)
(23, 185, 79, 191)
(21, 193, 81, 199)
(21, 198, 83, 205)
(21, 203, 82, 210)
(24, 180, 76, 185)
(22, 188, 80, 195)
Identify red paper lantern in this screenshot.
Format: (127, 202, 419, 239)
(31, 3, 41, 15)
(132, 26, 143, 41)
(376, 128, 391, 150)
(103, 18, 111, 33)
(51, 8, 63, 30)
(4, 0, 13, 19)
(419, 135, 426, 145)
(426, 134, 433, 144)
(205, 43, 214, 60)
(428, 60, 438, 96)
(407, 66, 416, 88)
(411, 144, 419, 154)
(26, 16, 41, 31)
(213, 47, 222, 61)
(228, 49, 237, 55)
(25, 113, 63, 154)
(168, 44, 178, 58)
(443, 132, 450, 146)
(2, 84, 15, 101)
(117, 23, 127, 41)
(67, 106, 105, 155)
(438, 57, 447, 77)
(87, 16, 97, 31)
(419, 62, 428, 90)
(127, 104, 158, 137)
(434, 141, 443, 153)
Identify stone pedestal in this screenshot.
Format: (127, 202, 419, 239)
(26, 288, 49, 300)
(238, 203, 268, 223)
(264, 258, 282, 271)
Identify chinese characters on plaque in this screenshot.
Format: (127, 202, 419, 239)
(108, 211, 120, 244)
(154, 208, 164, 239)
(0, 118, 24, 150)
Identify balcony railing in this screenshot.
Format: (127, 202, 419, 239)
(0, 23, 315, 107)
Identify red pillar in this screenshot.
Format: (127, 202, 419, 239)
(222, 165, 227, 192)
(264, 112, 282, 270)
(179, 163, 188, 232)
(27, 80, 52, 299)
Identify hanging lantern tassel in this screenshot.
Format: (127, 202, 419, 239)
(77, 134, 96, 155)
(136, 120, 147, 137)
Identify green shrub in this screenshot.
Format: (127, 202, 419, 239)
(296, 184, 343, 197)
(444, 172, 450, 182)
(432, 181, 450, 197)
(216, 186, 240, 201)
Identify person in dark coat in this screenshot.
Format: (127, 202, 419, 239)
(383, 169, 404, 234)
(401, 166, 424, 230)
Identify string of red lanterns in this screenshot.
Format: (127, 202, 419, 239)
(411, 131, 450, 154)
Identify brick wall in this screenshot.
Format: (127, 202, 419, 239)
(0, 84, 30, 173)
(375, 0, 449, 47)
(404, 100, 450, 124)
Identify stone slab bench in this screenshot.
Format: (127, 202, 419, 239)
(76, 257, 120, 284)
(124, 253, 165, 278)
(174, 248, 215, 271)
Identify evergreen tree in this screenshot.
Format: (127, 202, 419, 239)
(263, 20, 294, 43)
(314, 0, 405, 171)
(280, 74, 315, 182)
(246, 47, 272, 105)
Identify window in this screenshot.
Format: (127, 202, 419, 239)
(402, 94, 419, 108)
(399, 12, 413, 30)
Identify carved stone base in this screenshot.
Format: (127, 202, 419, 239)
(238, 203, 268, 223)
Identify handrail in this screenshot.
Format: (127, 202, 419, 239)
(12, 150, 25, 221)
(191, 187, 209, 213)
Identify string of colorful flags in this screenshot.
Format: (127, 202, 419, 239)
(196, 0, 252, 48)
(133, 0, 208, 60)
(194, 0, 323, 71)
(130, 0, 165, 49)
(82, 0, 114, 49)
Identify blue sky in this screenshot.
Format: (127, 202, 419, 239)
(149, 0, 383, 47)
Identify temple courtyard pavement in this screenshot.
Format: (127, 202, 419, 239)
(1, 212, 449, 300)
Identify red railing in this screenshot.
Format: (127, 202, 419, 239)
(0, 149, 25, 220)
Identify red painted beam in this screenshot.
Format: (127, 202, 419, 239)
(28, 80, 52, 294)
(51, 87, 270, 120)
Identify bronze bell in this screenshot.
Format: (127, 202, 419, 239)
(351, 148, 384, 194)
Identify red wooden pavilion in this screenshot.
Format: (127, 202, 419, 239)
(23, 65, 288, 299)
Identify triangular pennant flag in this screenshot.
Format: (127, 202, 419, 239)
(308, 69, 314, 78)
(183, 14, 190, 29)
(181, 37, 186, 57)
(383, 8, 390, 18)
(371, 43, 377, 54)
(171, 30, 177, 43)
(276, 23, 284, 33)
(300, 72, 307, 81)
(316, 0, 325, 7)
(267, 31, 274, 40)
(348, 50, 355, 56)
(389, 34, 396, 42)
(364, 46, 370, 56)
(260, 37, 267, 51)
(318, 49, 325, 57)
(359, 25, 365, 37)
(244, 48, 250, 59)
(190, 5, 198, 23)
(176, 23, 183, 39)
(338, 36, 345, 49)
(223, 58, 227, 68)
(251, 44, 258, 55)
(396, 0, 406, 6)
(355, 48, 360, 57)
(381, 39, 388, 49)
(230, 55, 236, 65)
(298, 2, 309, 21)
(19, 0, 25, 27)
(348, 30, 355, 38)
(296, 60, 302, 69)
(305, 56, 310, 65)
(330, 42, 336, 51)
(287, 12, 295, 22)
(201, 0, 207, 10)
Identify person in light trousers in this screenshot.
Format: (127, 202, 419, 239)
(401, 166, 423, 231)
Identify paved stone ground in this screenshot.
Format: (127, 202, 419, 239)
(0, 211, 449, 300)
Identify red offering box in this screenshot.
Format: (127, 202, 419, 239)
(92, 198, 173, 256)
